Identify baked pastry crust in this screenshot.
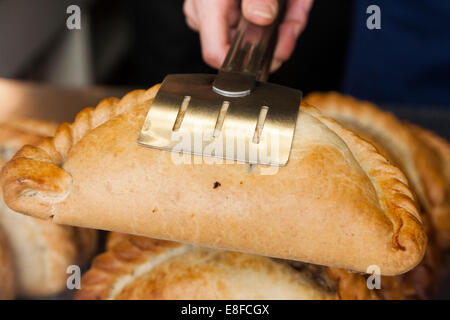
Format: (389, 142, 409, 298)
(305, 92, 447, 298)
(0, 225, 15, 299)
(406, 123, 450, 246)
(1, 85, 426, 275)
(305, 92, 450, 248)
(77, 232, 381, 300)
(0, 120, 97, 297)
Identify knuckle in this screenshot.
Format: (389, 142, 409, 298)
(183, 0, 192, 17)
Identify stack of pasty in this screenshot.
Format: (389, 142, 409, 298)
(306, 92, 450, 298)
(1, 86, 449, 299)
(76, 232, 339, 300)
(0, 119, 98, 298)
(77, 232, 393, 300)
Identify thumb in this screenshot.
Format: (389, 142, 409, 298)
(242, 0, 279, 26)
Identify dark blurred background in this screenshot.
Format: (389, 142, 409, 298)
(0, 0, 352, 94)
(2, 0, 449, 107)
(2, 0, 449, 106)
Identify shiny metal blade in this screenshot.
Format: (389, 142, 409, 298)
(138, 74, 301, 166)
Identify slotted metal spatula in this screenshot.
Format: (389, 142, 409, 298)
(138, 0, 301, 166)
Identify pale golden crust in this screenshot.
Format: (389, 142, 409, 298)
(305, 92, 445, 298)
(0, 85, 426, 275)
(0, 225, 15, 299)
(0, 120, 97, 297)
(305, 92, 450, 248)
(76, 233, 336, 300)
(0, 86, 161, 220)
(406, 123, 450, 246)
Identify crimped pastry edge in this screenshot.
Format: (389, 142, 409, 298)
(406, 122, 450, 246)
(302, 103, 424, 254)
(0, 84, 161, 220)
(306, 91, 450, 248)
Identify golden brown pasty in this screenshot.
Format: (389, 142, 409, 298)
(1, 85, 426, 275)
(305, 92, 449, 298)
(305, 92, 450, 248)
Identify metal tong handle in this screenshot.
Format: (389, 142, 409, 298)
(213, 0, 287, 97)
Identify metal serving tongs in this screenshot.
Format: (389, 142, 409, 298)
(138, 0, 301, 166)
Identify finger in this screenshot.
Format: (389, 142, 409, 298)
(197, 0, 231, 68)
(186, 16, 199, 31)
(271, 0, 313, 71)
(183, 0, 198, 22)
(270, 58, 284, 72)
(183, 0, 199, 30)
(242, 0, 278, 26)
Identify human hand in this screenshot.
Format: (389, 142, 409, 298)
(183, 0, 313, 71)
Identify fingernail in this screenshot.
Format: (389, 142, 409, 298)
(250, 2, 277, 20)
(270, 59, 283, 72)
(292, 23, 302, 38)
(304, 0, 314, 11)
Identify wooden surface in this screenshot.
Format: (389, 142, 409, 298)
(1, 77, 448, 137)
(0, 78, 131, 123)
